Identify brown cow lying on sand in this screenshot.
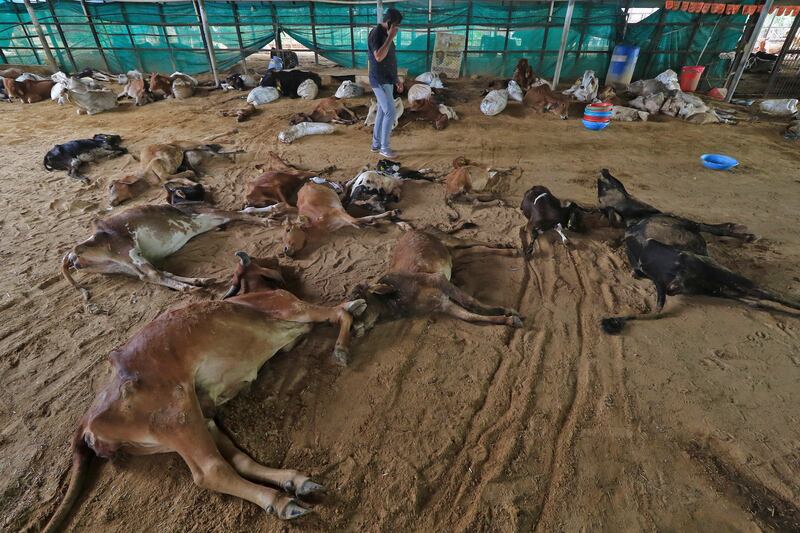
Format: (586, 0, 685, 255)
(523, 84, 570, 119)
(513, 58, 536, 91)
(109, 141, 241, 206)
(444, 157, 512, 219)
(2, 76, 54, 103)
(42, 252, 366, 532)
(349, 224, 522, 334)
(245, 151, 320, 207)
(288, 97, 361, 125)
(62, 202, 284, 301)
(282, 182, 400, 256)
(406, 99, 449, 130)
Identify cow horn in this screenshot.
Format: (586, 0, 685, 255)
(235, 251, 251, 266)
(221, 282, 240, 300)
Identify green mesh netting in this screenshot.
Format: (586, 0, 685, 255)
(1, 0, 747, 84)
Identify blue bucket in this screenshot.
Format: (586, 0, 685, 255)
(701, 154, 738, 170)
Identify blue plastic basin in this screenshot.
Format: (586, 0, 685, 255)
(700, 154, 738, 170)
(583, 119, 610, 131)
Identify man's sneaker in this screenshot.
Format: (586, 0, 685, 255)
(379, 148, 397, 158)
(370, 145, 380, 153)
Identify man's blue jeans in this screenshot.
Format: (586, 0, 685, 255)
(371, 83, 395, 151)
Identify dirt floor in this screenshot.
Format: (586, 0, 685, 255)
(1, 77, 799, 533)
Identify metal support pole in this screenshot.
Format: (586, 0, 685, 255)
(120, 2, 144, 72)
(349, 5, 356, 68)
(0, 47, 7, 64)
(642, 6, 668, 78)
(501, 1, 513, 75)
(195, 0, 220, 85)
(22, 0, 57, 70)
(14, 1, 42, 64)
(552, 0, 575, 87)
(158, 2, 178, 72)
(463, 0, 472, 77)
(46, 0, 77, 72)
(230, 1, 248, 73)
(310, 2, 319, 64)
(573, 1, 589, 70)
(765, 9, 800, 95)
(270, 2, 282, 50)
(725, 0, 774, 102)
(79, 0, 109, 71)
(377, 0, 383, 24)
(426, 0, 433, 69)
(540, 0, 555, 73)
(680, 13, 704, 68)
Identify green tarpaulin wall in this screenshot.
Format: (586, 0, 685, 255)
(0, 0, 749, 86)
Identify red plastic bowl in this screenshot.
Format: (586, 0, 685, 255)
(582, 115, 611, 123)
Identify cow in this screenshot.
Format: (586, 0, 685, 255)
(224, 73, 259, 91)
(288, 97, 361, 125)
(523, 84, 570, 120)
(149, 72, 197, 99)
(42, 252, 368, 533)
(219, 103, 258, 123)
(43, 134, 127, 182)
(260, 69, 322, 98)
(244, 152, 321, 208)
(348, 225, 522, 334)
(600, 215, 800, 334)
(282, 182, 399, 256)
(405, 99, 449, 130)
(2, 76, 54, 103)
(61, 202, 285, 300)
(109, 141, 241, 206)
(344, 160, 434, 215)
(513, 58, 536, 91)
(164, 182, 206, 204)
(444, 157, 511, 219)
(519, 185, 592, 257)
(597, 169, 754, 240)
(118, 72, 151, 106)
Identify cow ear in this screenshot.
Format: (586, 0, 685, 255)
(369, 282, 396, 295)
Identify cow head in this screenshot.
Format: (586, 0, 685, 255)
(596, 168, 629, 200)
(346, 279, 399, 335)
(282, 216, 310, 257)
(222, 252, 286, 299)
(260, 70, 278, 88)
(164, 182, 205, 205)
(109, 174, 147, 206)
(288, 112, 312, 125)
(92, 134, 124, 150)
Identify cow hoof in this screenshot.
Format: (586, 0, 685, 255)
(274, 499, 311, 520)
(508, 315, 523, 328)
(333, 347, 350, 366)
(194, 277, 216, 287)
(345, 299, 367, 317)
(600, 317, 626, 335)
(296, 480, 325, 498)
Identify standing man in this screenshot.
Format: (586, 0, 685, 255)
(367, 7, 403, 158)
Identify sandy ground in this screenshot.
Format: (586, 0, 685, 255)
(1, 78, 799, 533)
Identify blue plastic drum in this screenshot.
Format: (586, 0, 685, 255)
(606, 45, 640, 87)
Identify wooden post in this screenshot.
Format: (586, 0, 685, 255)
(14, 1, 42, 64)
(540, 0, 555, 73)
(553, 0, 576, 87)
(79, 0, 110, 71)
(46, 0, 77, 72)
(310, 1, 319, 64)
(349, 5, 356, 68)
(231, 1, 248, 73)
(195, 0, 220, 85)
(726, 0, 775, 101)
(158, 2, 178, 72)
(501, 2, 513, 76)
(22, 0, 58, 70)
(119, 2, 145, 72)
(765, 9, 800, 95)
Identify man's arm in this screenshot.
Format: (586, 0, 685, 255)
(373, 25, 398, 62)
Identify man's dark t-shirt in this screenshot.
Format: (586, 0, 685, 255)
(367, 24, 398, 87)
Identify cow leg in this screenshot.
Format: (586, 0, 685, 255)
(163, 404, 310, 519)
(282, 299, 366, 365)
(439, 299, 522, 327)
(162, 271, 216, 287)
(554, 223, 569, 244)
(354, 209, 400, 226)
(67, 158, 89, 183)
(207, 420, 324, 497)
(436, 278, 519, 317)
(128, 250, 204, 291)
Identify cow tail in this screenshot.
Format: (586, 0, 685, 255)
(42, 428, 94, 533)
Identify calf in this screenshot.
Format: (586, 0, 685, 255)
(282, 182, 399, 256)
(44, 134, 127, 182)
(61, 202, 283, 299)
(225, 73, 258, 91)
(444, 157, 510, 219)
(597, 168, 754, 240)
(164, 182, 206, 204)
(376, 159, 434, 181)
(288, 97, 360, 125)
(406, 99, 449, 130)
(2, 77, 54, 103)
(513, 58, 536, 91)
(601, 216, 800, 334)
(260, 69, 322, 98)
(245, 152, 319, 207)
(118, 73, 151, 106)
(523, 84, 569, 119)
(220, 103, 258, 123)
(519, 185, 590, 257)
(348, 225, 522, 334)
(345, 160, 434, 215)
(43, 253, 366, 533)
(109, 141, 240, 206)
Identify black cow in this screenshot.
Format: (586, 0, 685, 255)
(260, 69, 322, 98)
(164, 182, 206, 205)
(601, 215, 800, 334)
(519, 185, 589, 257)
(43, 134, 127, 182)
